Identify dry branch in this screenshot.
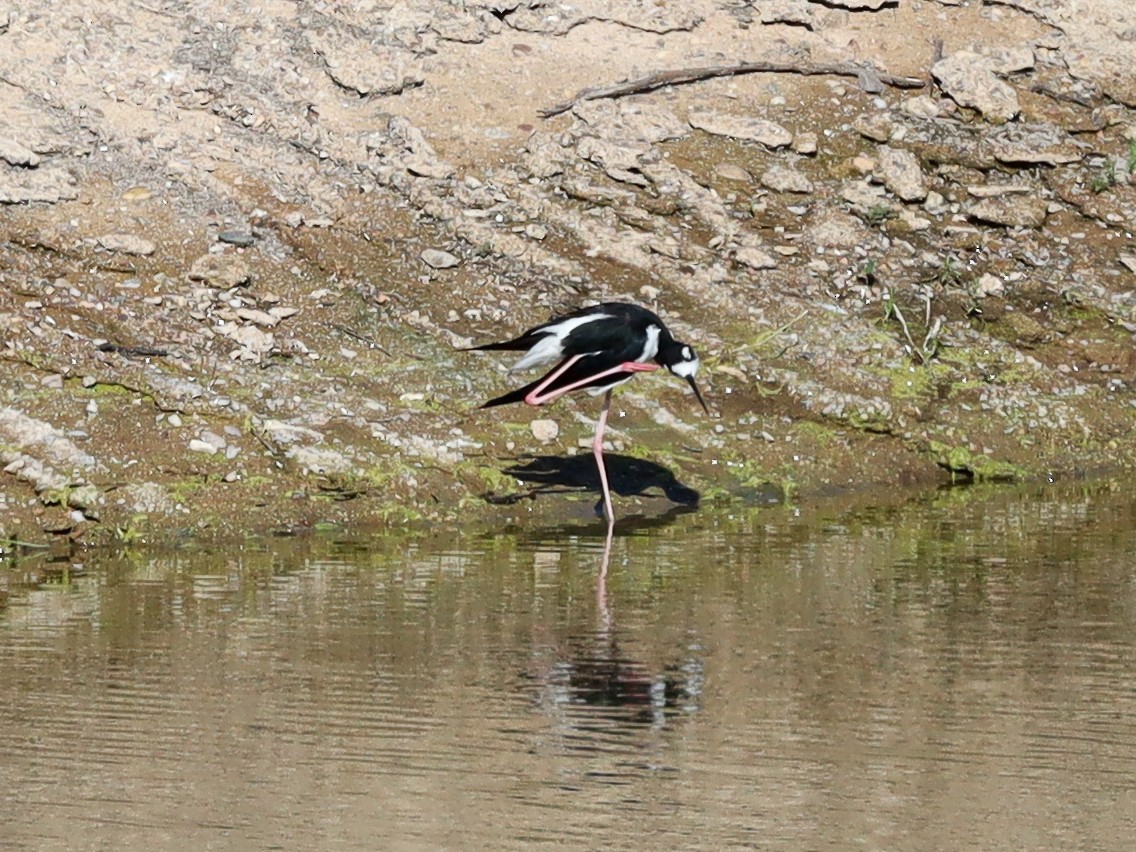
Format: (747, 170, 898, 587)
(540, 61, 926, 118)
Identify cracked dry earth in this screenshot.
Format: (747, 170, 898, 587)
(1, 0, 1136, 547)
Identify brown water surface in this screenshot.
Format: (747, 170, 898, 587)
(3, 483, 1136, 849)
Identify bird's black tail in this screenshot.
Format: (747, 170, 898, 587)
(462, 337, 534, 353)
(480, 376, 543, 408)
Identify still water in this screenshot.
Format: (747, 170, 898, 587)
(3, 483, 1136, 849)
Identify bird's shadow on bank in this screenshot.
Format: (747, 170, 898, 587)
(483, 452, 700, 519)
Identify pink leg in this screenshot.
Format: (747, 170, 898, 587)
(594, 389, 616, 527)
(598, 519, 614, 611)
(524, 358, 659, 406)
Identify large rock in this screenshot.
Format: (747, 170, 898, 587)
(932, 51, 1020, 123)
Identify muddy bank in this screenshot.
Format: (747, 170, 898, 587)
(2, 0, 1135, 546)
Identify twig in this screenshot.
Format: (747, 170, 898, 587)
(1, 539, 51, 549)
(96, 342, 169, 357)
(885, 295, 922, 363)
(330, 323, 393, 358)
(540, 61, 925, 118)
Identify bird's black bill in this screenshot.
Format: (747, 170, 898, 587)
(687, 376, 709, 413)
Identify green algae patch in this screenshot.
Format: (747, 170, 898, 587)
(928, 440, 1026, 482)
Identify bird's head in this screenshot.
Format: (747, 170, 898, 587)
(659, 339, 708, 413)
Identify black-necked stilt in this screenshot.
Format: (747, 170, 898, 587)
(467, 302, 707, 526)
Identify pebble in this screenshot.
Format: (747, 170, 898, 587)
(121, 186, 153, 202)
(530, 418, 559, 443)
(198, 431, 228, 451)
(188, 439, 217, 454)
(791, 132, 818, 155)
(715, 163, 751, 183)
(98, 233, 156, 256)
(421, 248, 461, 269)
(167, 413, 183, 427)
(218, 230, 255, 247)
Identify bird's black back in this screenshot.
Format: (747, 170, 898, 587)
(468, 302, 669, 359)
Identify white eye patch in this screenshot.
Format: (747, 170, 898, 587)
(671, 356, 699, 378)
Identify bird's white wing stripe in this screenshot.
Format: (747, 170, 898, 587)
(509, 312, 611, 372)
(639, 325, 661, 362)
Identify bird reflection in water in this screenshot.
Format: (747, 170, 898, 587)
(516, 508, 704, 735)
(537, 636, 705, 731)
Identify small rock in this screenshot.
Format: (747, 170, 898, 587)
(756, 0, 815, 26)
(98, 233, 156, 256)
(966, 196, 1048, 228)
(167, 413, 183, 428)
(218, 322, 274, 358)
(987, 125, 1083, 166)
(966, 184, 1033, 198)
(0, 136, 40, 167)
(421, 248, 460, 269)
(819, 0, 889, 8)
(988, 45, 1035, 75)
(218, 230, 255, 247)
(313, 37, 424, 97)
(198, 431, 228, 452)
(287, 445, 354, 475)
(235, 307, 279, 328)
(187, 253, 251, 288)
(41, 374, 64, 389)
(688, 110, 793, 148)
(876, 145, 927, 201)
(1118, 254, 1136, 274)
(121, 186, 153, 202)
(715, 163, 751, 183)
(761, 165, 813, 194)
(923, 191, 949, 215)
(0, 164, 78, 203)
(976, 273, 1005, 298)
(897, 209, 933, 231)
(188, 439, 217, 454)
(806, 212, 869, 248)
(853, 113, 893, 143)
(791, 132, 818, 155)
(524, 223, 548, 240)
(900, 95, 942, 120)
(734, 245, 779, 270)
(530, 418, 559, 443)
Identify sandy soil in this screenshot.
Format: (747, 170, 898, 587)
(2, 0, 1135, 546)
